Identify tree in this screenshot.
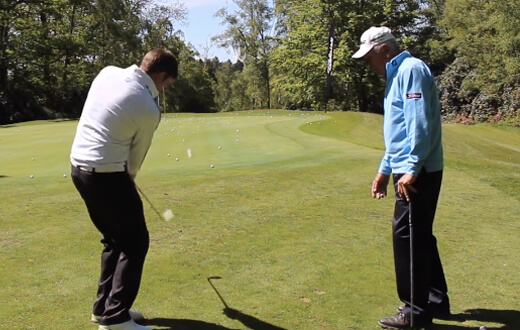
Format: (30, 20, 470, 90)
(434, 0, 520, 123)
(270, 0, 428, 113)
(270, 0, 329, 110)
(0, 0, 217, 123)
(213, 0, 274, 109)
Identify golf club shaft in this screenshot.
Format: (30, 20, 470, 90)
(409, 202, 414, 329)
(136, 185, 163, 220)
(207, 278, 230, 308)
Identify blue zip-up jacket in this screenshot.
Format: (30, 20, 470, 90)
(378, 51, 444, 176)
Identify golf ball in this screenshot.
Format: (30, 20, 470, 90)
(162, 209, 174, 221)
(63, 174, 67, 178)
(236, 139, 239, 142)
(236, 129, 240, 132)
(167, 153, 171, 157)
(218, 146, 222, 149)
(479, 327, 487, 330)
(175, 158, 180, 161)
(210, 164, 215, 168)
(30, 174, 34, 178)
(31, 157, 35, 161)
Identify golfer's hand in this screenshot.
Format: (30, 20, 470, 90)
(372, 173, 390, 199)
(397, 174, 417, 201)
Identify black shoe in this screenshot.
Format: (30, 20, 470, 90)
(379, 312, 432, 329)
(397, 303, 451, 320)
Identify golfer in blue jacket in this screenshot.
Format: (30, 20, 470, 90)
(352, 26, 450, 329)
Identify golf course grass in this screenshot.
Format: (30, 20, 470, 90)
(1, 110, 519, 330)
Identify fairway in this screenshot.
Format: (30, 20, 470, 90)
(1, 111, 519, 330)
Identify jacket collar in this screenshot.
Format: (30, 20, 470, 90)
(386, 51, 412, 80)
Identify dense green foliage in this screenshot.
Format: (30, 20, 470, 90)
(1, 0, 519, 125)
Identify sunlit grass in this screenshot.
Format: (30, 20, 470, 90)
(1, 111, 519, 329)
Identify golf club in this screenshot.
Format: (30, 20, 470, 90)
(409, 202, 414, 329)
(136, 184, 163, 220)
(207, 276, 230, 309)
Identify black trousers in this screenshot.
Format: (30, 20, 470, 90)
(392, 170, 448, 318)
(71, 166, 149, 326)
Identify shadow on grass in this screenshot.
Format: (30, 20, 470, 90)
(204, 275, 287, 330)
(0, 175, 7, 178)
(428, 309, 520, 329)
(223, 308, 287, 330)
(143, 317, 239, 330)
(142, 309, 287, 330)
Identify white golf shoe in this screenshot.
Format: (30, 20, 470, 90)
(91, 310, 145, 323)
(97, 319, 151, 330)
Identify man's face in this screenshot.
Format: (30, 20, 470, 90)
(363, 47, 387, 77)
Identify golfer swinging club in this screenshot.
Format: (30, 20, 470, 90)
(352, 27, 450, 329)
(70, 49, 177, 330)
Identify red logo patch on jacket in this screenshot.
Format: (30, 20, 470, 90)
(406, 93, 422, 99)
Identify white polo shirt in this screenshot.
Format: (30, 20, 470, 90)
(70, 65, 161, 177)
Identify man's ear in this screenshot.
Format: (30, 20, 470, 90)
(380, 44, 390, 57)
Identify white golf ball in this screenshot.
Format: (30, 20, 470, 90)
(236, 139, 239, 142)
(175, 158, 180, 161)
(162, 209, 174, 221)
(63, 174, 67, 178)
(218, 146, 222, 149)
(30, 174, 34, 178)
(210, 164, 215, 168)
(182, 139, 186, 142)
(236, 129, 240, 132)
(31, 157, 35, 161)
(167, 153, 171, 157)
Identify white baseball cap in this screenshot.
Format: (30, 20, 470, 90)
(352, 26, 396, 59)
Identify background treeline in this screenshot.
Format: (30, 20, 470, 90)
(1, 0, 519, 126)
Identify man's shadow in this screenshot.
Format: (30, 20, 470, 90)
(143, 274, 287, 330)
(222, 307, 288, 330)
(143, 309, 287, 330)
(143, 317, 239, 330)
(144, 308, 520, 330)
(427, 309, 520, 330)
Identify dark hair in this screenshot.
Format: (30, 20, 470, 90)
(140, 49, 178, 79)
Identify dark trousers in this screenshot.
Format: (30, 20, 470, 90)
(71, 166, 149, 325)
(392, 170, 448, 318)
